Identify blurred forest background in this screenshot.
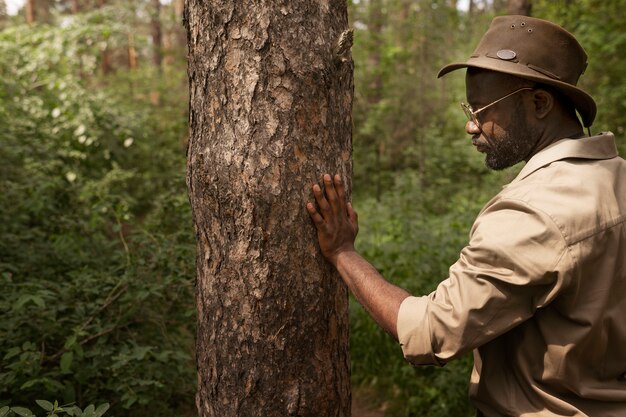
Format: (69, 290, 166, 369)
(0, 0, 624, 416)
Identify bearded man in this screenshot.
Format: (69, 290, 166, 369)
(307, 16, 626, 417)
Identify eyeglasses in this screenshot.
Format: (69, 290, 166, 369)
(461, 87, 533, 129)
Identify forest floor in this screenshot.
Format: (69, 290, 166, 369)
(352, 389, 386, 417)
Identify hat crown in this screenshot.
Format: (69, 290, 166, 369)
(474, 16, 588, 86)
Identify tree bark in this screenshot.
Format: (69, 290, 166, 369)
(185, 2, 353, 417)
(507, 0, 532, 16)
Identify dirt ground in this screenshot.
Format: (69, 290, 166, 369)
(352, 391, 386, 417)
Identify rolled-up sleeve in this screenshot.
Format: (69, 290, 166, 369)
(397, 197, 572, 366)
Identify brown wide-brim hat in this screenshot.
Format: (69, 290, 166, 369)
(439, 15, 597, 127)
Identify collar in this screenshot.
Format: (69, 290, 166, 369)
(510, 132, 618, 185)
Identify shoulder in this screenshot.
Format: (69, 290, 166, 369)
(488, 157, 625, 245)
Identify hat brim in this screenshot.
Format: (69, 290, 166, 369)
(439, 57, 597, 127)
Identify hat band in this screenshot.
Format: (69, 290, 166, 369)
(526, 64, 561, 81)
(482, 53, 564, 82)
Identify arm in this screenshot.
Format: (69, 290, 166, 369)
(306, 174, 410, 339)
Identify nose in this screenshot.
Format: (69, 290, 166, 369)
(465, 120, 481, 135)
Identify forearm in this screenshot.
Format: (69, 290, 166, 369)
(334, 250, 411, 340)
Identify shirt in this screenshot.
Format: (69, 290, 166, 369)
(397, 132, 626, 416)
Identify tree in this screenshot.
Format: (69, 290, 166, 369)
(185, 2, 353, 416)
(0, 0, 6, 29)
(151, 0, 163, 70)
(25, 0, 36, 24)
(507, 0, 532, 15)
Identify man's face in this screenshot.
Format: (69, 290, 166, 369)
(465, 70, 539, 170)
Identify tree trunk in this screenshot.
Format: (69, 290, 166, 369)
(174, 0, 184, 19)
(128, 32, 138, 70)
(507, 0, 532, 16)
(71, 0, 79, 14)
(166, 0, 186, 56)
(185, 2, 353, 417)
(98, 0, 112, 75)
(151, 0, 163, 70)
(368, 0, 384, 202)
(25, 0, 35, 24)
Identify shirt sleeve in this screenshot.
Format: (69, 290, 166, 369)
(397, 197, 572, 366)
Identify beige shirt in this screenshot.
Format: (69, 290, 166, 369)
(397, 133, 626, 416)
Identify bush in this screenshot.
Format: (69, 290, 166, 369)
(0, 16, 195, 416)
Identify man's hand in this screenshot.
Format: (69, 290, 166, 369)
(306, 173, 358, 267)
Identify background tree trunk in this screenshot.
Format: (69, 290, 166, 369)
(128, 32, 138, 70)
(151, 0, 163, 71)
(25, 0, 35, 24)
(507, 0, 532, 15)
(172, 0, 186, 48)
(367, 0, 384, 201)
(185, 2, 353, 417)
(0, 0, 6, 23)
(98, 0, 112, 75)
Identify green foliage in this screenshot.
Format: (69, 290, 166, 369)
(350, 164, 504, 417)
(0, 9, 195, 417)
(1, 401, 109, 417)
(532, 0, 626, 152)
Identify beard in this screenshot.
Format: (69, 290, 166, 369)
(483, 105, 538, 171)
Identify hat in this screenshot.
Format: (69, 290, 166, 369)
(438, 15, 596, 127)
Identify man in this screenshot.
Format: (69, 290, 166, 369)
(306, 16, 626, 417)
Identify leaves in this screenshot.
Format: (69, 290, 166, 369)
(0, 6, 195, 416)
(94, 404, 110, 417)
(36, 400, 54, 411)
(1, 402, 110, 417)
(10, 408, 34, 417)
(60, 352, 74, 374)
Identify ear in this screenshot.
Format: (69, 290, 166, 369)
(530, 89, 554, 120)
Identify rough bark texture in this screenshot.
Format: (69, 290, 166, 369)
(185, 2, 353, 417)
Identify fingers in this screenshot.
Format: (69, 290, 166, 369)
(322, 174, 339, 212)
(306, 202, 325, 226)
(312, 183, 330, 213)
(334, 174, 346, 204)
(310, 173, 350, 218)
